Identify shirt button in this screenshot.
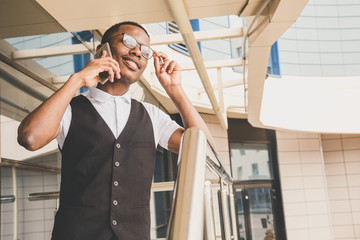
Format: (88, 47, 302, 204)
(113, 200, 118, 206)
(113, 181, 119, 186)
(112, 220, 117, 226)
(115, 161, 120, 167)
(116, 143, 121, 149)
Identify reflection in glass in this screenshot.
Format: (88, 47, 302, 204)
(230, 143, 272, 181)
(235, 189, 246, 240)
(248, 188, 275, 240)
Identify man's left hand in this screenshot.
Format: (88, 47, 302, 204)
(153, 51, 181, 91)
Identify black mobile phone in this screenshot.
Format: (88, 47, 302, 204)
(94, 42, 114, 84)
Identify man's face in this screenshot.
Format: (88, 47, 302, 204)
(108, 24, 150, 84)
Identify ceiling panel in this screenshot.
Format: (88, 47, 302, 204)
(0, 0, 65, 38)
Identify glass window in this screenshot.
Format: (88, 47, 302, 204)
(230, 143, 273, 181)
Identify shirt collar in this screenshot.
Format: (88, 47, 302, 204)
(89, 87, 131, 103)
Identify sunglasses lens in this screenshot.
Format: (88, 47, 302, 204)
(141, 46, 153, 59)
(123, 34, 137, 49)
(122, 33, 153, 59)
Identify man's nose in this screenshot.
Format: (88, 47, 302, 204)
(129, 45, 142, 59)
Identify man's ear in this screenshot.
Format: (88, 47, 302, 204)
(96, 44, 103, 52)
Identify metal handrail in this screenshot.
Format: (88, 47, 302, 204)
(206, 139, 233, 185)
(166, 127, 237, 240)
(26, 181, 177, 201)
(166, 128, 207, 240)
(1, 195, 15, 204)
(0, 158, 61, 174)
(28, 192, 60, 201)
(206, 156, 233, 185)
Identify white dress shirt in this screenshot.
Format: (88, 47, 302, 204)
(56, 87, 181, 150)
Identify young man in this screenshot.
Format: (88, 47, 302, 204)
(18, 21, 213, 240)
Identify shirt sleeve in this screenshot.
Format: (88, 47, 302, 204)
(56, 104, 72, 149)
(142, 102, 182, 150)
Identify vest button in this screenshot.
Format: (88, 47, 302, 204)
(115, 161, 120, 167)
(113, 181, 119, 186)
(112, 220, 117, 226)
(113, 200, 118, 205)
(116, 143, 121, 148)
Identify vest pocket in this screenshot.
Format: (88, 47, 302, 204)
(129, 143, 155, 208)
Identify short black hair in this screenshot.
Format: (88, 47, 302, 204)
(101, 21, 150, 44)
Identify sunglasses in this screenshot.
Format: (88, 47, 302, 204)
(108, 33, 154, 60)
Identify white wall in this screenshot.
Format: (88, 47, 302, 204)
(276, 130, 333, 240)
(322, 134, 360, 239)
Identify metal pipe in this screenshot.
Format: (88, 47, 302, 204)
(0, 96, 31, 113)
(0, 195, 15, 204)
(12, 167, 18, 240)
(229, 187, 238, 240)
(204, 181, 216, 240)
(221, 189, 231, 240)
(206, 156, 233, 185)
(1, 158, 61, 174)
(26, 182, 176, 203)
(28, 191, 60, 201)
(166, 128, 207, 240)
(207, 142, 233, 185)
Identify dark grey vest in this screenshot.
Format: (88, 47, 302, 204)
(52, 95, 156, 240)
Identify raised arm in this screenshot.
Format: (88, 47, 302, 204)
(18, 51, 120, 151)
(153, 51, 215, 153)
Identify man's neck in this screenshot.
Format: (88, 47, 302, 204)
(97, 81, 130, 96)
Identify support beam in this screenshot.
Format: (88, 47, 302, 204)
(12, 42, 98, 60)
(11, 28, 244, 61)
(246, 0, 308, 128)
(151, 27, 244, 45)
(0, 68, 48, 102)
(198, 78, 246, 94)
(181, 58, 244, 71)
(52, 58, 245, 84)
(164, 0, 228, 129)
(217, 68, 224, 114)
(0, 53, 58, 92)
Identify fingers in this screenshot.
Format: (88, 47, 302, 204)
(153, 52, 161, 75)
(153, 51, 178, 74)
(110, 61, 121, 80)
(166, 60, 178, 74)
(99, 58, 120, 82)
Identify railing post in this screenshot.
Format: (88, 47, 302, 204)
(12, 167, 18, 240)
(229, 186, 238, 240)
(204, 181, 216, 240)
(166, 128, 207, 240)
(221, 188, 232, 240)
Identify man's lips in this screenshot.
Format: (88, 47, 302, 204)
(122, 57, 140, 70)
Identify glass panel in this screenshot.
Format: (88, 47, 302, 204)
(154, 191, 173, 237)
(153, 146, 178, 238)
(234, 189, 247, 240)
(5, 33, 75, 76)
(248, 188, 275, 240)
(230, 143, 272, 180)
(1, 152, 60, 240)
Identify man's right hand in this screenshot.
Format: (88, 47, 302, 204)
(75, 50, 121, 88)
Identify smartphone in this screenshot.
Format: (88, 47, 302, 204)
(94, 42, 115, 85)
